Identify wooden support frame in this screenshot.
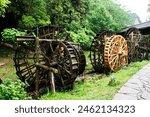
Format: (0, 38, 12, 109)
(34, 36, 56, 96)
(35, 37, 40, 98)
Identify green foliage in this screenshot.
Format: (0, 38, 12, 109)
(84, 0, 133, 33)
(19, 15, 36, 30)
(0, 78, 31, 100)
(1, 0, 134, 49)
(1, 28, 25, 43)
(69, 28, 95, 48)
(0, 0, 10, 17)
(65, 0, 133, 49)
(22, 0, 50, 27)
(7, 0, 50, 29)
(46, 0, 88, 26)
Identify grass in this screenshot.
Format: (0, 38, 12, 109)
(41, 60, 150, 100)
(0, 46, 18, 81)
(84, 51, 93, 71)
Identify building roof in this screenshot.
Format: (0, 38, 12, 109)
(120, 21, 150, 33)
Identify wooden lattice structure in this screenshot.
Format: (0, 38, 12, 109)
(13, 25, 86, 97)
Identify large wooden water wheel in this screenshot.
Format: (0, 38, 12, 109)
(28, 25, 86, 75)
(90, 30, 113, 73)
(124, 27, 141, 62)
(104, 35, 128, 71)
(13, 25, 85, 92)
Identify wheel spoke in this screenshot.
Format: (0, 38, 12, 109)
(104, 35, 128, 71)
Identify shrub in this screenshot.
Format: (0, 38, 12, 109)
(0, 78, 31, 100)
(1, 28, 25, 43)
(19, 15, 36, 29)
(69, 28, 95, 49)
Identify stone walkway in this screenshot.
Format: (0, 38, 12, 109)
(113, 63, 150, 100)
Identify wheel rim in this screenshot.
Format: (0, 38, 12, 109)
(14, 45, 48, 91)
(104, 35, 128, 71)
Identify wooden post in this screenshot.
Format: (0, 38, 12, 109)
(35, 36, 40, 98)
(49, 72, 55, 93)
(35, 63, 56, 93)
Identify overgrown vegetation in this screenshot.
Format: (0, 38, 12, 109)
(0, 0, 134, 49)
(0, 0, 10, 17)
(0, 78, 31, 100)
(1, 28, 25, 43)
(41, 61, 150, 100)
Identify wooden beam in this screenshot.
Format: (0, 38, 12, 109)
(35, 63, 58, 74)
(38, 39, 64, 41)
(0, 42, 16, 50)
(49, 72, 55, 93)
(16, 36, 35, 41)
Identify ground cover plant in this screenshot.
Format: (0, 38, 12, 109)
(0, 78, 31, 100)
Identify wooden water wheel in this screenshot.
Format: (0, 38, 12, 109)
(14, 41, 79, 91)
(125, 27, 141, 62)
(14, 25, 81, 92)
(90, 30, 113, 73)
(28, 25, 86, 75)
(104, 35, 128, 71)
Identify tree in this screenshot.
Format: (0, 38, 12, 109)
(0, 0, 10, 17)
(5, 0, 50, 29)
(68, 0, 134, 48)
(46, 0, 88, 27)
(84, 0, 133, 33)
(0, 0, 134, 49)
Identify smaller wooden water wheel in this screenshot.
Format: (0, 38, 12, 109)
(90, 30, 113, 73)
(125, 27, 141, 62)
(104, 35, 128, 71)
